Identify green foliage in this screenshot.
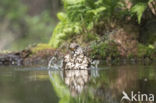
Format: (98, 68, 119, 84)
(130, 0, 154, 23)
(49, 13, 81, 48)
(90, 41, 120, 59)
(131, 3, 147, 23)
(49, 0, 153, 48)
(49, 0, 123, 48)
(64, 0, 106, 24)
(137, 44, 156, 58)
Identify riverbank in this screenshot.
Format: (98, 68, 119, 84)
(1, 0, 156, 66)
(0, 44, 63, 66)
(0, 43, 155, 66)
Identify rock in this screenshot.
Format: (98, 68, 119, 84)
(0, 53, 23, 65)
(0, 49, 60, 66)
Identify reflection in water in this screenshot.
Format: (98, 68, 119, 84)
(0, 65, 155, 103)
(63, 70, 90, 96)
(48, 65, 156, 103)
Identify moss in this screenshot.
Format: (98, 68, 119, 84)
(90, 41, 120, 60)
(31, 43, 53, 54)
(0, 50, 12, 54)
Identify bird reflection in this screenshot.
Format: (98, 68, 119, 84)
(62, 43, 99, 96)
(63, 69, 90, 96)
(48, 43, 99, 97)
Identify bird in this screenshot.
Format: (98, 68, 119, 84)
(63, 43, 90, 70)
(64, 54, 71, 63)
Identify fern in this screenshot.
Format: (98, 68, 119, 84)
(49, 0, 152, 48)
(130, 0, 154, 23)
(131, 2, 147, 23)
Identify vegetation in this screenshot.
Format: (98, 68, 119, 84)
(90, 41, 119, 60)
(31, 43, 53, 54)
(49, 0, 156, 61)
(0, 1, 156, 102)
(137, 44, 155, 59)
(49, 0, 155, 47)
(130, 0, 154, 23)
(0, 0, 155, 62)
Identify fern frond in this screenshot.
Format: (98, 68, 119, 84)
(131, 3, 147, 23)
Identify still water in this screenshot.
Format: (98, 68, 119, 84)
(0, 64, 155, 103)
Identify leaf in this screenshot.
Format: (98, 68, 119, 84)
(63, 0, 84, 5)
(148, 44, 154, 49)
(57, 12, 67, 21)
(131, 3, 147, 23)
(88, 7, 106, 15)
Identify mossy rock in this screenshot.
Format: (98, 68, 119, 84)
(31, 43, 53, 53)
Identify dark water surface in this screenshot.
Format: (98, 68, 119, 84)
(0, 64, 155, 103)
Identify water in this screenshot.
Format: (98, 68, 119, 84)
(0, 64, 155, 103)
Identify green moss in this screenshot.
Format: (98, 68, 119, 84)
(31, 43, 53, 53)
(0, 50, 11, 54)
